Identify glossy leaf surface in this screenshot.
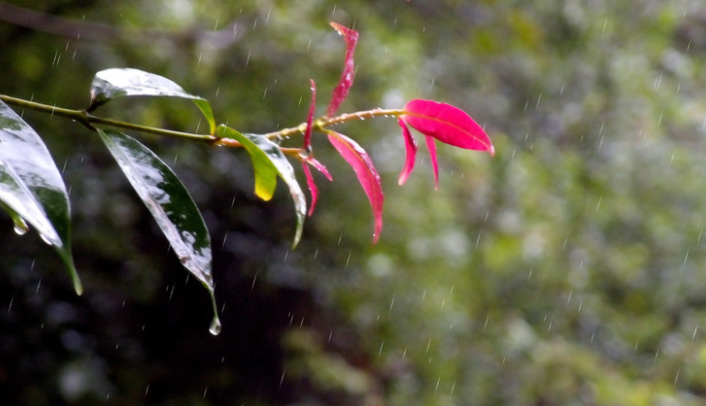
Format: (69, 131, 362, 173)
(327, 23, 359, 117)
(97, 129, 219, 332)
(0, 100, 81, 294)
(402, 99, 494, 155)
(90, 68, 216, 134)
(327, 131, 383, 244)
(218, 126, 307, 247)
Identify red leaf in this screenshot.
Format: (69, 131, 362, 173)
(425, 135, 439, 190)
(304, 79, 316, 151)
(397, 118, 417, 185)
(402, 99, 494, 156)
(301, 162, 318, 217)
(327, 131, 384, 244)
(300, 155, 332, 217)
(327, 22, 359, 117)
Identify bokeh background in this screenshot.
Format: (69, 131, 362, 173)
(3, 0, 706, 404)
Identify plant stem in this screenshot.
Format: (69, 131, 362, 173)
(1, 94, 404, 146)
(0, 94, 217, 143)
(261, 108, 405, 139)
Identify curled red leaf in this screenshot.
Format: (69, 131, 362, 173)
(327, 22, 359, 117)
(402, 99, 494, 155)
(301, 155, 333, 217)
(397, 118, 418, 186)
(327, 131, 384, 244)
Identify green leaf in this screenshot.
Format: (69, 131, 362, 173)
(217, 125, 306, 247)
(217, 125, 278, 201)
(90, 68, 216, 135)
(0, 100, 81, 294)
(97, 129, 220, 334)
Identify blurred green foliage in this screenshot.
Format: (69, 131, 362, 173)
(4, 0, 706, 405)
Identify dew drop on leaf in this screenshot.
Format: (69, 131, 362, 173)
(209, 316, 222, 336)
(13, 218, 29, 235)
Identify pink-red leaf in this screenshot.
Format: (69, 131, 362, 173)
(327, 22, 359, 117)
(304, 79, 316, 151)
(425, 135, 440, 190)
(301, 155, 333, 217)
(402, 99, 494, 156)
(397, 118, 418, 186)
(301, 162, 318, 217)
(327, 131, 384, 244)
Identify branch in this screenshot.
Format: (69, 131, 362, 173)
(0, 1, 247, 48)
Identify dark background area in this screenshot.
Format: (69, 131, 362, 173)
(4, 1, 706, 405)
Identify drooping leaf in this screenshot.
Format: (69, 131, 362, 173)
(402, 99, 494, 155)
(218, 126, 307, 247)
(425, 135, 440, 190)
(90, 68, 216, 134)
(0, 100, 81, 294)
(97, 128, 220, 333)
(327, 22, 359, 117)
(301, 163, 318, 217)
(301, 155, 333, 217)
(397, 118, 418, 186)
(327, 131, 383, 244)
(304, 79, 316, 151)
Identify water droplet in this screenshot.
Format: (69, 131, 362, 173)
(209, 316, 222, 336)
(13, 218, 29, 235)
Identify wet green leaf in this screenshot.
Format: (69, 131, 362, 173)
(217, 125, 306, 247)
(90, 68, 216, 134)
(217, 125, 278, 201)
(0, 100, 81, 294)
(97, 129, 220, 333)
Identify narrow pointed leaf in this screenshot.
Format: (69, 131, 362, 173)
(327, 22, 359, 117)
(397, 118, 418, 185)
(90, 68, 216, 134)
(425, 135, 439, 190)
(402, 99, 494, 155)
(0, 100, 81, 294)
(304, 79, 316, 151)
(301, 155, 333, 217)
(218, 126, 307, 247)
(301, 163, 318, 217)
(327, 131, 383, 244)
(302, 155, 333, 181)
(97, 129, 218, 330)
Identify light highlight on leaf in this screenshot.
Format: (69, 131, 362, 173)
(327, 131, 383, 244)
(90, 68, 216, 134)
(0, 100, 81, 294)
(97, 129, 219, 332)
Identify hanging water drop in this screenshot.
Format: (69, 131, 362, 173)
(209, 316, 222, 336)
(13, 218, 29, 235)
